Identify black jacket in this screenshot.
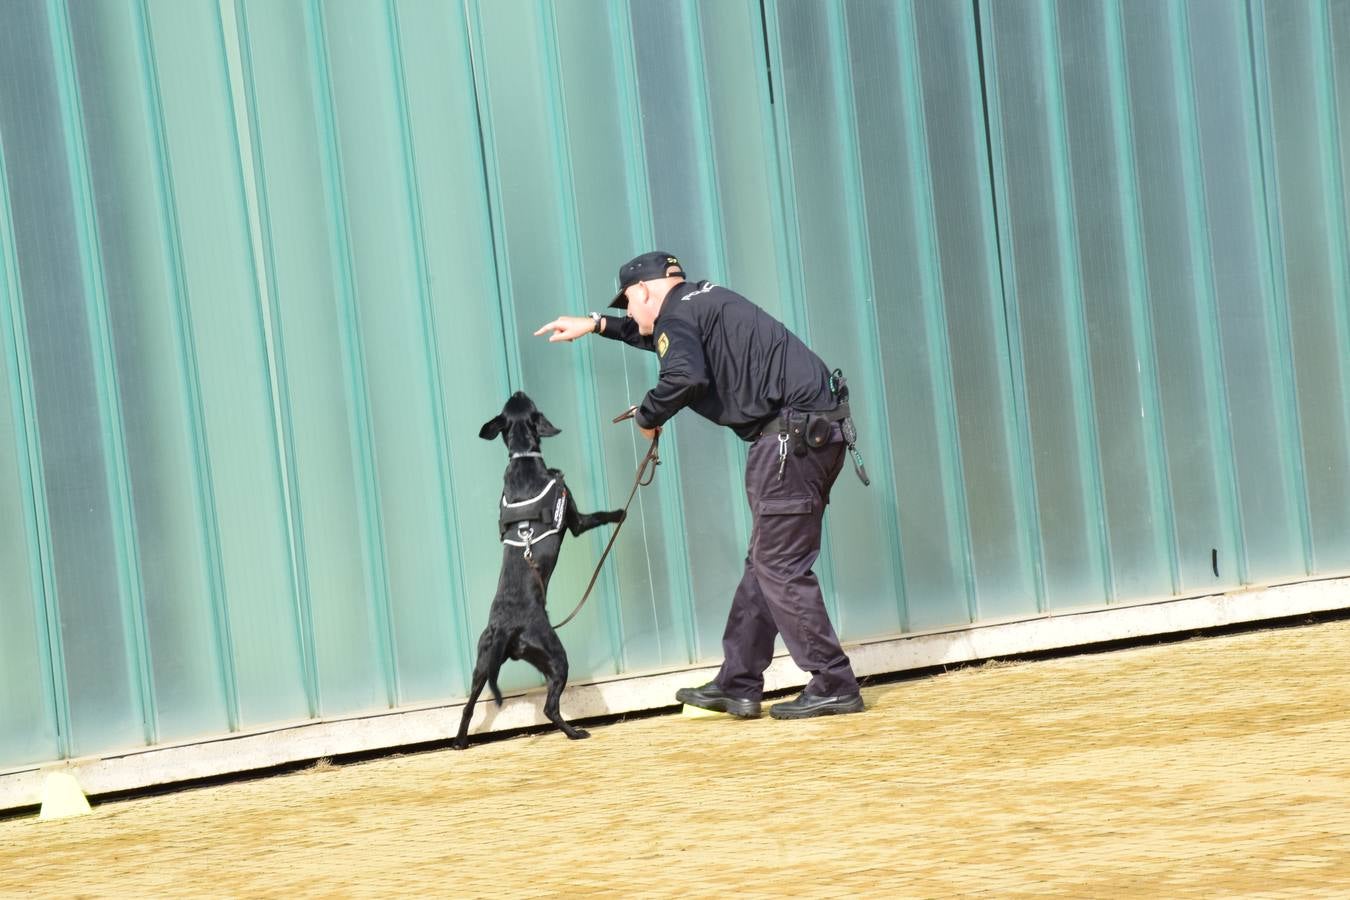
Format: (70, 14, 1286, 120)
(600, 281, 835, 441)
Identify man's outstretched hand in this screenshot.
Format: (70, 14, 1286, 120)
(534, 316, 598, 343)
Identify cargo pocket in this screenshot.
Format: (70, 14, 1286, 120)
(757, 496, 814, 516)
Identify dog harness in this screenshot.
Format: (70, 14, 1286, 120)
(500, 477, 568, 553)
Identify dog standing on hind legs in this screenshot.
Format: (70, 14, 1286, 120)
(453, 392, 625, 750)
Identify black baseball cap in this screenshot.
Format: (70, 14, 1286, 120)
(609, 251, 685, 308)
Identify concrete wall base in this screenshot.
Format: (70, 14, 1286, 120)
(3, 575, 1346, 813)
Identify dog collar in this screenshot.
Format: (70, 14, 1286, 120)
(509, 451, 544, 459)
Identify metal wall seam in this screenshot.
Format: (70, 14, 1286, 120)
(1102, 0, 1182, 597)
(384, 1, 477, 683)
(758, 4, 835, 617)
(608, 0, 670, 665)
(1043, 0, 1115, 603)
(462, 0, 522, 393)
(628, 0, 728, 664)
(689, 4, 754, 592)
(1171, 0, 1247, 584)
(457, 3, 515, 394)
(893, 1, 979, 623)
(975, 0, 1050, 613)
(757, 1, 810, 340)
(1244, 1, 1318, 577)
(829, 1, 908, 631)
(220, 0, 321, 718)
(135, 0, 240, 729)
(956, 0, 1039, 619)
(306, 0, 400, 707)
(536, 1, 628, 669)
(45, 0, 158, 745)
(617, 0, 698, 666)
(744, 0, 807, 602)
(0, 118, 69, 758)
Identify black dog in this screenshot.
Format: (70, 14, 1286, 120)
(453, 392, 625, 749)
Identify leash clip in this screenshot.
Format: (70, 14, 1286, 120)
(518, 524, 535, 561)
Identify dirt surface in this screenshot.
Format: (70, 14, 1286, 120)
(3, 618, 1349, 897)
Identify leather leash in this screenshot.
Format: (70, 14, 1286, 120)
(551, 406, 660, 629)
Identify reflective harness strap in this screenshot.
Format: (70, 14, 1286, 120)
(500, 479, 567, 558)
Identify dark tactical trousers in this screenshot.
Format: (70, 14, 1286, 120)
(715, 424, 860, 699)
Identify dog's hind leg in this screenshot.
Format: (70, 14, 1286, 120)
(522, 627, 589, 740)
(453, 628, 507, 750)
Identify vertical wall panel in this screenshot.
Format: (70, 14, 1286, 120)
(0, 1, 145, 756)
(1118, 1, 1242, 593)
(1188, 0, 1309, 582)
(470, 0, 634, 684)
(1256, 0, 1350, 573)
(393, 0, 510, 701)
(675, 0, 780, 656)
(912, 0, 1039, 622)
(1326, 0, 1350, 574)
(1055, 0, 1175, 602)
(69, 0, 234, 742)
(841, 0, 977, 631)
(767, 0, 907, 640)
(235, 0, 387, 717)
(143, 0, 308, 728)
(319, 1, 471, 705)
(0, 128, 63, 768)
(626, 0, 738, 664)
(982, 0, 1113, 611)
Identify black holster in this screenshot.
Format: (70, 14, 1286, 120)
(762, 369, 869, 486)
(828, 369, 870, 486)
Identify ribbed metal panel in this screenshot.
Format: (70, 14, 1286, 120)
(1, 0, 1347, 770)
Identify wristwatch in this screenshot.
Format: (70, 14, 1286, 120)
(588, 311, 603, 334)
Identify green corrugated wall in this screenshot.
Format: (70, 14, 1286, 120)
(1, 0, 1347, 770)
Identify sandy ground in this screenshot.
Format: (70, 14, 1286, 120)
(3, 618, 1348, 898)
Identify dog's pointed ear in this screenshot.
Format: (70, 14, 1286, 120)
(533, 412, 561, 438)
(479, 415, 506, 440)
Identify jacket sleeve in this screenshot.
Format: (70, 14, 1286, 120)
(636, 315, 710, 429)
(598, 315, 655, 352)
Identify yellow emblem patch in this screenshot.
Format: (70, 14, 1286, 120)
(657, 332, 670, 358)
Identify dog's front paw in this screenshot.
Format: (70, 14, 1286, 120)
(451, 737, 470, 751)
(609, 509, 626, 524)
(566, 727, 590, 740)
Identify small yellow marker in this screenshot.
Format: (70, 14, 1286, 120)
(680, 704, 724, 719)
(39, 772, 91, 821)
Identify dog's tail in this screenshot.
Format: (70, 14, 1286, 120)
(489, 669, 504, 707)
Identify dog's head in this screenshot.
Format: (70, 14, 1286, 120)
(479, 391, 561, 452)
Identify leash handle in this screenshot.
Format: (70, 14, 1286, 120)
(551, 426, 660, 629)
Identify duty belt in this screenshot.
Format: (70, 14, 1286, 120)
(762, 369, 870, 487)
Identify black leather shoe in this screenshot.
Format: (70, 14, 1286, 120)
(675, 682, 761, 718)
(769, 690, 865, 719)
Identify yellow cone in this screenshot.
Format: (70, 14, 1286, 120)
(39, 772, 91, 821)
(681, 704, 725, 719)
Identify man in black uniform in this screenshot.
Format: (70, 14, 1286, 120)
(534, 251, 864, 719)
